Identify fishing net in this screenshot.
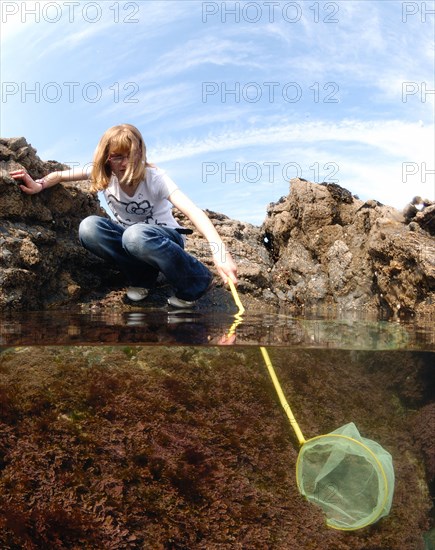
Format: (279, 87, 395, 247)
(226, 283, 395, 531)
(296, 422, 394, 530)
(259, 346, 395, 531)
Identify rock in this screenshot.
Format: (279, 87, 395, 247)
(326, 240, 353, 292)
(174, 209, 273, 298)
(0, 138, 122, 309)
(403, 196, 435, 235)
(0, 138, 434, 316)
(416, 204, 435, 235)
(262, 178, 434, 316)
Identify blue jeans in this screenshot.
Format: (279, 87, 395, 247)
(79, 216, 213, 301)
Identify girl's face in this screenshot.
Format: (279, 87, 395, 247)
(107, 148, 141, 181)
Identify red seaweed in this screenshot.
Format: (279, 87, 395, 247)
(0, 346, 432, 549)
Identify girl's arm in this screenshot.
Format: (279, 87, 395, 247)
(169, 189, 238, 284)
(10, 168, 89, 195)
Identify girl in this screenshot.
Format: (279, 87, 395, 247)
(10, 124, 238, 307)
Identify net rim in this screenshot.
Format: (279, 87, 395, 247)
(295, 433, 390, 531)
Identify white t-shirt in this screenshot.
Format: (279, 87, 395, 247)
(103, 167, 182, 228)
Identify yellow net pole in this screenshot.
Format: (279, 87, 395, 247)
(259, 347, 306, 446)
(228, 279, 245, 315)
(227, 280, 305, 446)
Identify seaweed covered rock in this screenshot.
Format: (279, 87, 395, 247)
(412, 402, 435, 490)
(0, 346, 432, 548)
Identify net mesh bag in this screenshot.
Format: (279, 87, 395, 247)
(296, 422, 394, 530)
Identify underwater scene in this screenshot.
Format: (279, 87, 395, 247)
(0, 313, 434, 549)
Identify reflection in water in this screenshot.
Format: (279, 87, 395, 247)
(0, 310, 434, 349)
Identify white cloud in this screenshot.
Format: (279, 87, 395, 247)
(152, 119, 434, 163)
(152, 118, 434, 222)
(96, 82, 195, 128)
(132, 34, 263, 85)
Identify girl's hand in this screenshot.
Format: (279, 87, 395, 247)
(10, 169, 43, 194)
(213, 250, 238, 284)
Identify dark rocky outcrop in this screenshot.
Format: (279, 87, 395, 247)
(1, 138, 125, 310)
(0, 137, 434, 316)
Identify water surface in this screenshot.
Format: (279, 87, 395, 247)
(1, 310, 434, 350)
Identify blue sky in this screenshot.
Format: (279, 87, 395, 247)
(1, 0, 434, 224)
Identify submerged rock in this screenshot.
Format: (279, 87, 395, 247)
(0, 137, 434, 316)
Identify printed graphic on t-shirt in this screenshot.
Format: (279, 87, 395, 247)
(107, 194, 154, 226)
(104, 169, 178, 228)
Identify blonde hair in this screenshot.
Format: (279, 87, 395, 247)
(90, 124, 149, 191)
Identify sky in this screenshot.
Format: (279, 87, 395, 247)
(1, 0, 434, 225)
